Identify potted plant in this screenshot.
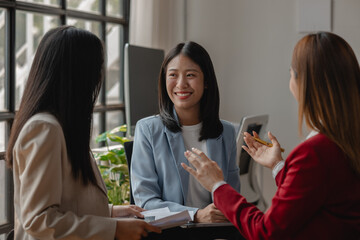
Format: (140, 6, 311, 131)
(94, 125, 131, 205)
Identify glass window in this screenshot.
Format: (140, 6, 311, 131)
(106, 24, 123, 105)
(107, 0, 123, 18)
(106, 111, 125, 147)
(0, 0, 129, 235)
(0, 9, 5, 111)
(0, 160, 7, 225)
(15, 11, 60, 109)
(91, 112, 101, 148)
(67, 0, 101, 15)
(0, 122, 5, 152)
(106, 110, 124, 131)
(66, 18, 101, 38)
(18, 0, 60, 7)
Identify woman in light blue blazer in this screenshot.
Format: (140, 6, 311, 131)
(131, 41, 240, 223)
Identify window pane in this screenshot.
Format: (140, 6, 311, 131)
(106, 111, 125, 147)
(107, 0, 123, 18)
(15, 11, 60, 109)
(106, 24, 123, 104)
(18, 0, 60, 7)
(106, 110, 124, 131)
(91, 112, 101, 148)
(0, 122, 5, 152)
(0, 9, 5, 111)
(66, 18, 101, 38)
(0, 160, 7, 225)
(67, 0, 101, 15)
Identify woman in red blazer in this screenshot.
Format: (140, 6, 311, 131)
(182, 32, 360, 239)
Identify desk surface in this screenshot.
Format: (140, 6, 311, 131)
(182, 222, 235, 228)
(144, 224, 245, 240)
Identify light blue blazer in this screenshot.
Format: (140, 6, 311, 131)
(131, 115, 240, 213)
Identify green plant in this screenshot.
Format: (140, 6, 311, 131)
(94, 125, 131, 205)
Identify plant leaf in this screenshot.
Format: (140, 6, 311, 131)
(95, 131, 109, 143)
(106, 133, 130, 144)
(110, 125, 127, 134)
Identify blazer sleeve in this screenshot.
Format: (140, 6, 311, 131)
(131, 120, 198, 213)
(214, 144, 328, 239)
(14, 120, 117, 240)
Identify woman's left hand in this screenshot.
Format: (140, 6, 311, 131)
(112, 205, 145, 218)
(181, 148, 224, 192)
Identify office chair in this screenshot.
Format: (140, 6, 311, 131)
(124, 141, 135, 205)
(239, 153, 267, 211)
(236, 115, 269, 211)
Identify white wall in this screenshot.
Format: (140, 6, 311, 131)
(185, 0, 360, 207)
(129, 0, 186, 52)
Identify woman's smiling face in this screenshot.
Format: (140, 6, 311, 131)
(166, 54, 205, 116)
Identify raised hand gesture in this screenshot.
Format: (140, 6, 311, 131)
(242, 131, 283, 169)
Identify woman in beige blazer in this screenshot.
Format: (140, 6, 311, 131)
(5, 26, 160, 240)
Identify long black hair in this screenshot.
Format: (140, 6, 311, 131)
(6, 26, 104, 185)
(158, 41, 223, 141)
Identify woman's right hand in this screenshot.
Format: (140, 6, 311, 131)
(242, 131, 283, 170)
(194, 203, 229, 223)
(115, 219, 161, 240)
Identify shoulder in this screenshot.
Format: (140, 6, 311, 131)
(220, 119, 236, 137)
(135, 115, 165, 136)
(294, 133, 338, 153)
(16, 113, 63, 146)
(136, 115, 162, 125)
(287, 133, 343, 166)
(136, 115, 163, 130)
(220, 119, 236, 130)
(22, 112, 61, 132)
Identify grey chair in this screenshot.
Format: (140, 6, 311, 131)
(124, 141, 135, 205)
(235, 115, 269, 211)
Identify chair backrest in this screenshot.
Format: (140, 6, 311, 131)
(236, 114, 269, 211)
(124, 141, 135, 204)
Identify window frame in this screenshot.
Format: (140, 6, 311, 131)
(0, 0, 130, 236)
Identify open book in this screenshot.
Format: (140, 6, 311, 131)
(142, 207, 192, 230)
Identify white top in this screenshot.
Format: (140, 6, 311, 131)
(182, 123, 211, 209)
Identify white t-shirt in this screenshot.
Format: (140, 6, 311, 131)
(182, 122, 211, 209)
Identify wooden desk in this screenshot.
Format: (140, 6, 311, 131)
(144, 223, 245, 240)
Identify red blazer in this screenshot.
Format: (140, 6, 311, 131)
(214, 133, 360, 239)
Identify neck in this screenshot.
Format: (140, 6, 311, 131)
(176, 108, 201, 126)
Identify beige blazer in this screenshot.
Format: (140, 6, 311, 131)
(12, 113, 117, 240)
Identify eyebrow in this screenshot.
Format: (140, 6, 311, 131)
(167, 68, 200, 72)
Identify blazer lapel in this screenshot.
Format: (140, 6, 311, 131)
(164, 127, 189, 205)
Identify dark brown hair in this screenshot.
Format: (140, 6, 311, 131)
(292, 32, 360, 175)
(6, 26, 104, 185)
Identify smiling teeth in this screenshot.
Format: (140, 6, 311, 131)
(177, 93, 191, 96)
